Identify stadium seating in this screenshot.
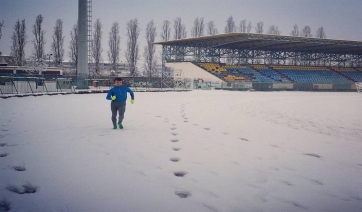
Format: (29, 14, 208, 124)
(197, 63, 359, 83)
(275, 67, 351, 83)
(225, 67, 276, 82)
(257, 69, 290, 82)
(272, 65, 329, 71)
(336, 69, 362, 82)
(225, 64, 247, 69)
(199, 63, 226, 73)
(224, 74, 244, 81)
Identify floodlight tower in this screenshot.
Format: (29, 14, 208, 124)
(87, 0, 92, 65)
(76, 0, 89, 89)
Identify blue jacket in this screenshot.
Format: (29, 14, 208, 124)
(106, 86, 134, 102)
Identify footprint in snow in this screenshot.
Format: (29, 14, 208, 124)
(172, 147, 181, 151)
(175, 191, 191, 198)
(6, 183, 38, 194)
(204, 128, 210, 130)
(0, 152, 8, 157)
(171, 133, 178, 136)
(171, 139, 179, 143)
(170, 127, 177, 130)
(291, 202, 308, 210)
(13, 165, 26, 171)
(174, 171, 187, 177)
(170, 157, 180, 162)
(304, 153, 322, 159)
(0, 199, 11, 211)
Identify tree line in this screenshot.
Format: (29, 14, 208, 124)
(0, 15, 327, 77)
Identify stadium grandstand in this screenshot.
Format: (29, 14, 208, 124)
(155, 33, 362, 91)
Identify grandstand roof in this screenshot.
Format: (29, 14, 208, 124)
(155, 33, 362, 55)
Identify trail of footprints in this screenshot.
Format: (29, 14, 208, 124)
(169, 122, 191, 199)
(0, 132, 38, 211)
(172, 104, 334, 207)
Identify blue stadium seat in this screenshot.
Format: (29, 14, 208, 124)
(258, 69, 290, 82)
(339, 71, 362, 82)
(278, 69, 351, 83)
(226, 68, 276, 82)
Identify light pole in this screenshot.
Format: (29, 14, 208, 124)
(46, 53, 53, 66)
(76, 0, 89, 89)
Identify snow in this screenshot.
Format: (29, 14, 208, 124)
(0, 90, 362, 212)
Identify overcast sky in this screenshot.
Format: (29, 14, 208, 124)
(0, 0, 361, 63)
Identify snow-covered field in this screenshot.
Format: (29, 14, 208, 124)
(0, 90, 361, 212)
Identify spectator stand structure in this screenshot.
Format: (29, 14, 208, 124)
(155, 33, 362, 91)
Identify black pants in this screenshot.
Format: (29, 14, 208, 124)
(111, 101, 126, 126)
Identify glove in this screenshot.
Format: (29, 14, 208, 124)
(131, 99, 134, 104)
(111, 95, 116, 101)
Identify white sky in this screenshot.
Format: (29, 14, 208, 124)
(0, 90, 362, 211)
(0, 0, 362, 64)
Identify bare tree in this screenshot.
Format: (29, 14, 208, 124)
(125, 18, 140, 76)
(182, 25, 187, 38)
(69, 23, 78, 73)
(301, 26, 312, 37)
(11, 19, 27, 66)
(207, 21, 218, 35)
(267, 25, 281, 35)
(174, 17, 182, 39)
(92, 19, 103, 74)
(239, 19, 246, 32)
(174, 17, 187, 39)
(191, 17, 204, 37)
(291, 24, 299, 36)
(315, 26, 326, 38)
(255, 22, 264, 34)
(52, 19, 64, 66)
(143, 20, 157, 78)
(247, 21, 252, 33)
(0, 20, 4, 41)
(32, 14, 45, 61)
(161, 20, 171, 41)
(225, 16, 236, 33)
(108, 22, 120, 72)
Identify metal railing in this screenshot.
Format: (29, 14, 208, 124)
(0, 76, 193, 95)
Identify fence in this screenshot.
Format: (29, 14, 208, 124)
(0, 76, 193, 95)
(1, 76, 359, 95)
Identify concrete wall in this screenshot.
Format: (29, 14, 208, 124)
(166, 62, 223, 82)
(313, 84, 333, 90)
(273, 83, 294, 90)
